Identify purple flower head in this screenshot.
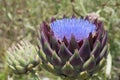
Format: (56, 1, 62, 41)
(50, 18, 96, 41)
(38, 14, 108, 79)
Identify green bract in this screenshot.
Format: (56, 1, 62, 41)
(7, 40, 40, 74)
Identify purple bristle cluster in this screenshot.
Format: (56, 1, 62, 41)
(50, 18, 96, 41)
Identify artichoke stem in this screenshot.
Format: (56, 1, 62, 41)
(62, 77, 89, 80)
(30, 69, 40, 80)
(62, 77, 75, 80)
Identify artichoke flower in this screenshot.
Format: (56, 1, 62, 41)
(38, 14, 108, 79)
(7, 40, 40, 74)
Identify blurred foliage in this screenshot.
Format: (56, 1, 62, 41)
(0, 0, 120, 80)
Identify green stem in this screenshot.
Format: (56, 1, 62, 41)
(79, 0, 87, 15)
(62, 77, 75, 80)
(71, 0, 87, 16)
(31, 70, 40, 80)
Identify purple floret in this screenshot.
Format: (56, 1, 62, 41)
(50, 18, 96, 41)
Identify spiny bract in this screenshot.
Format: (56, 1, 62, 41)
(7, 40, 40, 74)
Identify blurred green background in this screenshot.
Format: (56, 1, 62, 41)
(0, 0, 120, 80)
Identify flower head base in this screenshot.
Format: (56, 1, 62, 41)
(50, 18, 96, 41)
(7, 40, 40, 74)
(38, 14, 108, 79)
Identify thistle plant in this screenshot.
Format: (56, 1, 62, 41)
(38, 13, 108, 80)
(6, 13, 109, 80)
(7, 40, 40, 74)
